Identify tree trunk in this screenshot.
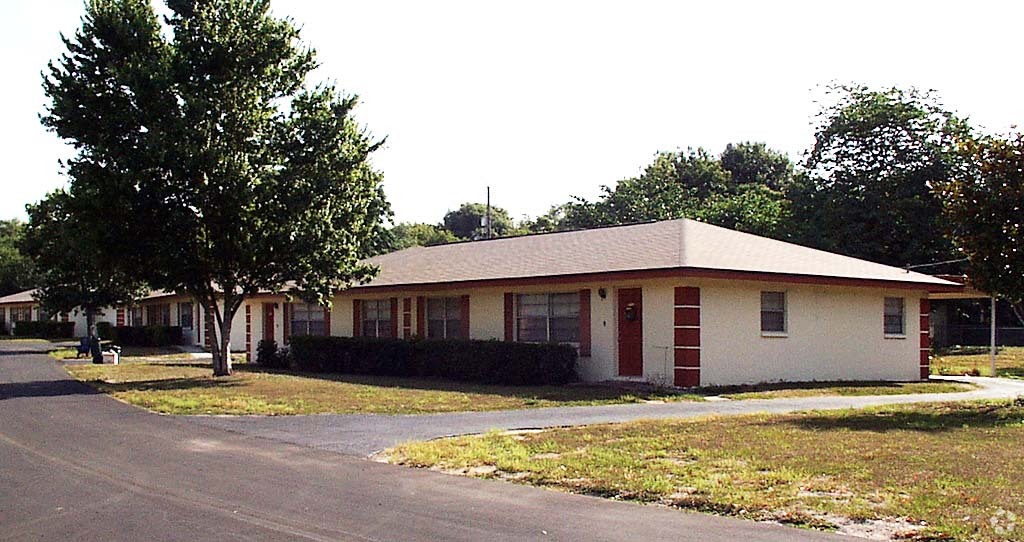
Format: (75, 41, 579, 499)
(214, 317, 232, 377)
(211, 293, 244, 377)
(85, 306, 96, 338)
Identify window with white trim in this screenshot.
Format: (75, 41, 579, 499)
(884, 297, 905, 336)
(427, 297, 462, 339)
(129, 306, 143, 326)
(360, 299, 393, 338)
(290, 302, 327, 337)
(147, 303, 171, 326)
(178, 302, 193, 329)
(516, 293, 579, 343)
(10, 306, 33, 322)
(760, 291, 787, 334)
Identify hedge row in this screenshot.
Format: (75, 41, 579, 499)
(96, 323, 184, 346)
(277, 336, 578, 386)
(12, 321, 75, 339)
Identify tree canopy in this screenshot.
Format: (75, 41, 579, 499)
(21, 191, 147, 328)
(554, 143, 796, 239)
(386, 222, 458, 251)
(791, 84, 971, 267)
(0, 219, 36, 297)
(442, 202, 516, 240)
(937, 133, 1024, 315)
(41, 0, 390, 375)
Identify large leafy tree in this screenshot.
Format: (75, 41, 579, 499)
(937, 133, 1024, 317)
(793, 84, 972, 267)
(21, 191, 146, 331)
(0, 219, 36, 297)
(557, 144, 795, 238)
(42, 0, 390, 375)
(442, 203, 516, 240)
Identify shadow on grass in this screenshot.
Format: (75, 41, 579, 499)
(700, 380, 920, 395)
(88, 376, 247, 394)
(999, 367, 1024, 379)
(234, 365, 681, 403)
(780, 402, 1024, 433)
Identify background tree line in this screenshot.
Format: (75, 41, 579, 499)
(389, 85, 968, 271)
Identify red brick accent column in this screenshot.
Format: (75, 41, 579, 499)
(415, 296, 425, 338)
(116, 308, 125, 326)
(245, 304, 252, 362)
(578, 289, 591, 357)
(503, 293, 514, 341)
(673, 287, 701, 387)
(204, 305, 215, 349)
(458, 295, 470, 340)
(352, 300, 361, 337)
(920, 299, 931, 380)
(402, 298, 412, 339)
(389, 297, 399, 338)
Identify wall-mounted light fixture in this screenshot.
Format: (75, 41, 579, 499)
(598, 288, 607, 299)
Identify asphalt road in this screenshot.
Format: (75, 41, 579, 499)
(0, 345, 852, 542)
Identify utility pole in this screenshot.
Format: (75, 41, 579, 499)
(990, 295, 997, 377)
(486, 186, 492, 239)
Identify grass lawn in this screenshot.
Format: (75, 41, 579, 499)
(389, 400, 1024, 541)
(61, 348, 976, 415)
(64, 361, 704, 415)
(932, 346, 1024, 379)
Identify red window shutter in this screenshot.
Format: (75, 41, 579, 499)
(460, 295, 470, 339)
(578, 289, 591, 357)
(282, 303, 290, 343)
(323, 307, 331, 336)
(389, 297, 399, 338)
(352, 300, 361, 337)
(504, 293, 514, 342)
(416, 296, 425, 338)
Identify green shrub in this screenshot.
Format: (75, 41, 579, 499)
(256, 339, 290, 369)
(12, 321, 75, 339)
(96, 321, 113, 339)
(105, 325, 183, 346)
(287, 336, 577, 386)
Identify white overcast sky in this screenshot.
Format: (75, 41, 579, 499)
(1, 1, 1022, 225)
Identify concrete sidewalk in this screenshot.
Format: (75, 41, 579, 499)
(189, 376, 1024, 456)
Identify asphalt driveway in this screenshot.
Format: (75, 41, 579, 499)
(188, 375, 1024, 456)
(0, 343, 852, 542)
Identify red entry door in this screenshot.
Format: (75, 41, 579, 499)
(617, 288, 643, 376)
(263, 303, 275, 343)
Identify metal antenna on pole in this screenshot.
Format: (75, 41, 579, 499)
(486, 186, 492, 240)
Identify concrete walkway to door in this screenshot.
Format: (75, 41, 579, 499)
(189, 376, 1024, 457)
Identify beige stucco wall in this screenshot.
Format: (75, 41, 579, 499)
(273, 278, 927, 386)
(695, 279, 923, 385)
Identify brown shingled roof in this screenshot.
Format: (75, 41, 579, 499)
(357, 219, 957, 290)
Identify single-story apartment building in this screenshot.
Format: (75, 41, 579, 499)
(246, 219, 959, 386)
(3, 219, 961, 386)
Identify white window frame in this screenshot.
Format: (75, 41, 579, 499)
(426, 297, 462, 340)
(360, 299, 393, 338)
(884, 297, 906, 338)
(515, 292, 580, 344)
(760, 291, 788, 337)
